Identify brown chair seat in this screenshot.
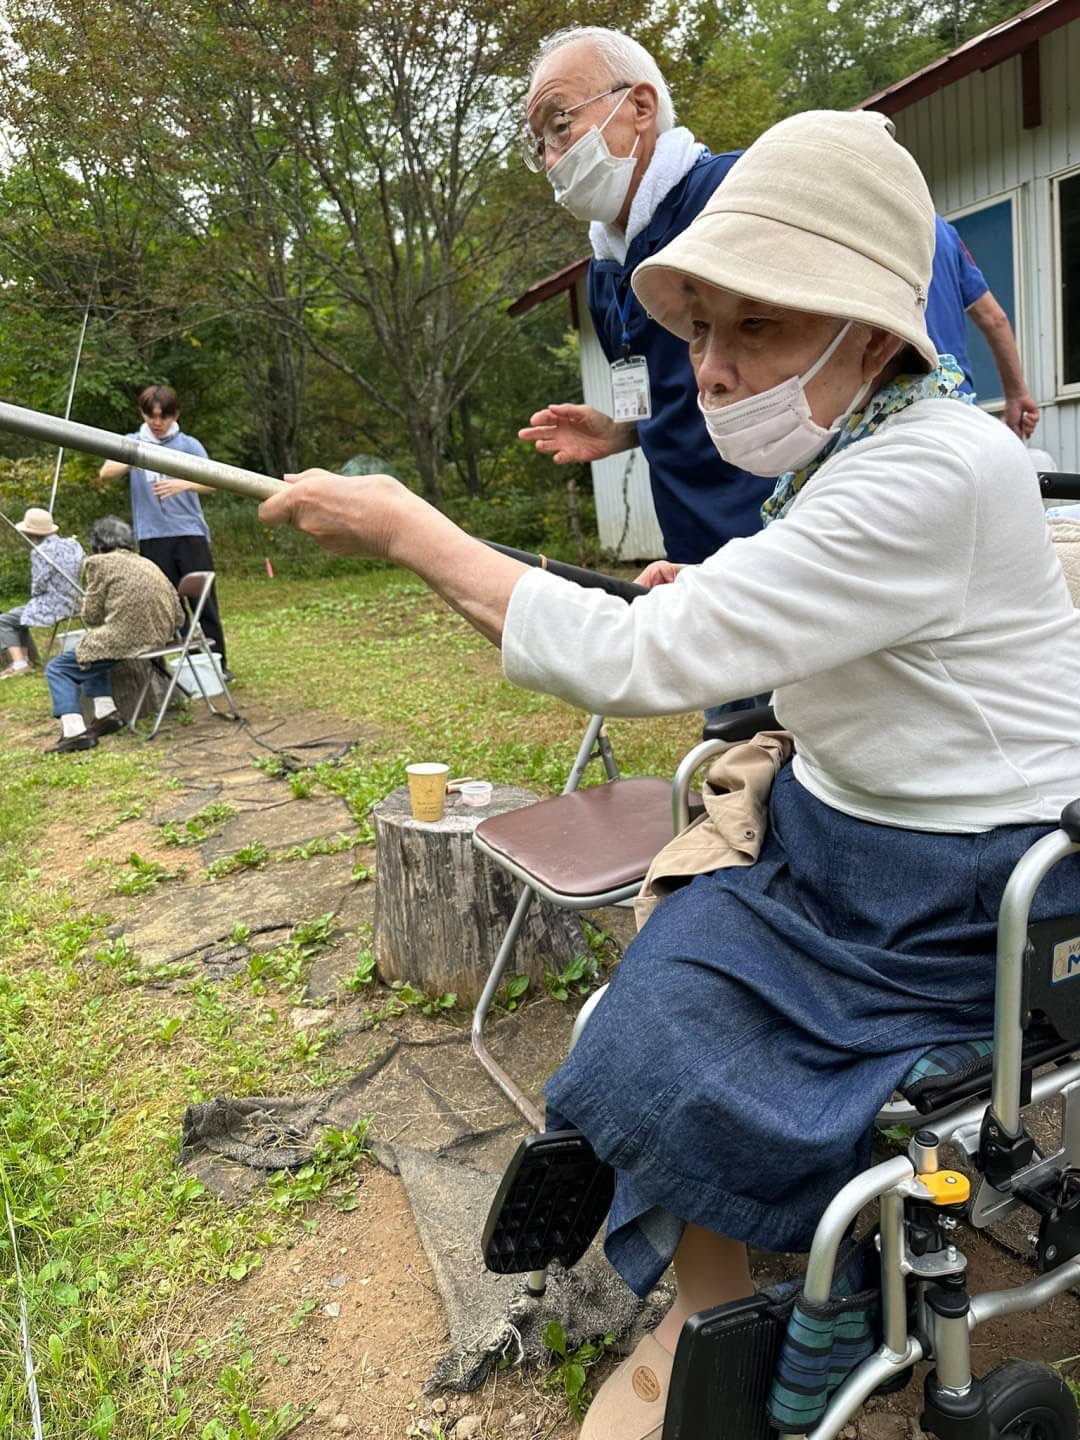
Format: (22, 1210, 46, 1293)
(474, 777, 674, 898)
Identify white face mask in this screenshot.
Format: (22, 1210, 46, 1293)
(547, 90, 638, 224)
(698, 321, 873, 476)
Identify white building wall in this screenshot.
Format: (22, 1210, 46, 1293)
(575, 277, 665, 560)
(891, 19, 1080, 471)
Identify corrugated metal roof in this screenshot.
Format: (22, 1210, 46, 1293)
(507, 256, 589, 317)
(858, 0, 1077, 115)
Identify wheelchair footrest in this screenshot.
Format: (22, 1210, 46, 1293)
(662, 1295, 783, 1440)
(482, 1130, 615, 1275)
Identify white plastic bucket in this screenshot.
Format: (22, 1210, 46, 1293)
(169, 652, 226, 698)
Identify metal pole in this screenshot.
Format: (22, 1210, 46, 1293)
(0, 400, 653, 602)
(0, 399, 285, 502)
(48, 259, 100, 516)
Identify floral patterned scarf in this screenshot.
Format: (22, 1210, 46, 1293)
(760, 354, 973, 527)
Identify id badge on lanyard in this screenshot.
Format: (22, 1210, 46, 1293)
(610, 356, 652, 421)
(610, 285, 652, 422)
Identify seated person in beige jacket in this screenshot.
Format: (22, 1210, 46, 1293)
(43, 516, 184, 753)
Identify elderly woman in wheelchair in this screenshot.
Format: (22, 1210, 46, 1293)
(261, 110, 1080, 1440)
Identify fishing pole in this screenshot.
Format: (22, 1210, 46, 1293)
(0, 400, 649, 602)
(47, 258, 101, 516)
(0, 506, 86, 596)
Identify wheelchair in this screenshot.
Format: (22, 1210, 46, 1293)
(479, 704, 1080, 1440)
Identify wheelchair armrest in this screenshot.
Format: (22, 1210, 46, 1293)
(1062, 798, 1080, 843)
(702, 703, 777, 744)
(672, 739, 730, 833)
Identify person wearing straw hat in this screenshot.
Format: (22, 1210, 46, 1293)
(0, 507, 84, 679)
(259, 111, 1080, 1439)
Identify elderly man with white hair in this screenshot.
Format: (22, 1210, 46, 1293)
(518, 26, 776, 581)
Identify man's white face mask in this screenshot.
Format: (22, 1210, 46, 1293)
(547, 89, 638, 225)
(697, 321, 873, 476)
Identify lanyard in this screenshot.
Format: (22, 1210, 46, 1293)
(616, 287, 635, 360)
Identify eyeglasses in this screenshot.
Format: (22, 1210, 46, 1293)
(521, 83, 631, 172)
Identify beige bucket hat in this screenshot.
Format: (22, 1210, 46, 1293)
(631, 109, 939, 372)
(15, 506, 59, 536)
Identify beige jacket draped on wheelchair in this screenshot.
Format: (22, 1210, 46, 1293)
(1052, 519, 1080, 608)
(634, 730, 795, 929)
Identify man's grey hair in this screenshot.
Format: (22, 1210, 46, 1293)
(529, 27, 676, 133)
(90, 516, 135, 554)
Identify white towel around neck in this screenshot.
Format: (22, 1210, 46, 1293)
(138, 420, 180, 444)
(589, 127, 708, 265)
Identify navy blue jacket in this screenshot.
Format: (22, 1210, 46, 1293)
(588, 151, 990, 563)
(588, 152, 773, 564)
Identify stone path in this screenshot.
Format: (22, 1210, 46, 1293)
(104, 701, 650, 1390)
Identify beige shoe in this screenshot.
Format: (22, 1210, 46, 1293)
(581, 1333, 673, 1440)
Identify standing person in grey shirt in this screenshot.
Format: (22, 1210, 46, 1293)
(98, 384, 231, 676)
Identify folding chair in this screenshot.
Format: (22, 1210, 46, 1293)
(470, 706, 776, 1131)
(41, 613, 77, 663)
(128, 570, 241, 740)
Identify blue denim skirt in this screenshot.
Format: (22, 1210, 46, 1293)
(545, 765, 1080, 1296)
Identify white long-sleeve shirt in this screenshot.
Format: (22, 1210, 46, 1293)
(503, 400, 1080, 832)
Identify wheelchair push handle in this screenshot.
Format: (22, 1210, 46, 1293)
(1039, 471, 1080, 501)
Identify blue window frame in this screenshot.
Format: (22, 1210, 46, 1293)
(951, 198, 1017, 405)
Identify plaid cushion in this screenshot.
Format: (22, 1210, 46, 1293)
(766, 1235, 882, 1433)
(900, 1038, 994, 1091)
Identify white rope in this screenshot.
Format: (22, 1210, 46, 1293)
(48, 258, 100, 516)
(4, 1190, 45, 1440)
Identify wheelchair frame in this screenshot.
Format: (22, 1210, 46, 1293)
(771, 816, 1080, 1440)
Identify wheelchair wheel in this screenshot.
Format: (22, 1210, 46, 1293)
(983, 1361, 1078, 1440)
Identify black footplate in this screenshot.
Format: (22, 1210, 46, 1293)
(663, 1295, 783, 1440)
(482, 1130, 615, 1275)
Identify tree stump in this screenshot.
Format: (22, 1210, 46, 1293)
(372, 783, 586, 1005)
(71, 657, 173, 727)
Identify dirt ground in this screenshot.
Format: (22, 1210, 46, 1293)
(7, 695, 1080, 1439)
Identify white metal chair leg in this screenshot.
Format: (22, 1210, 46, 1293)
(471, 887, 545, 1131)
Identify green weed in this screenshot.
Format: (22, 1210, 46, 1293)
(389, 980, 457, 1016)
(207, 841, 269, 880)
(545, 953, 602, 1003)
(267, 1121, 373, 1210)
(247, 912, 336, 996)
(495, 974, 530, 1012)
(542, 1321, 616, 1421)
(344, 949, 376, 991)
(109, 851, 183, 896)
(160, 801, 236, 847)
(281, 832, 356, 862)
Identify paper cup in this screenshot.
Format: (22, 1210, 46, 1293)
(406, 762, 449, 822)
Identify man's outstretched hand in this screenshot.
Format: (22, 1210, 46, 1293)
(519, 403, 632, 464)
(634, 560, 685, 587)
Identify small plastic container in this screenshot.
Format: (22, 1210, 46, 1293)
(459, 780, 493, 807)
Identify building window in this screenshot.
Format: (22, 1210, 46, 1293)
(1058, 170, 1080, 391)
(950, 197, 1018, 405)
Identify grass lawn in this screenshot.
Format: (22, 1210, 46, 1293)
(0, 562, 704, 1439)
